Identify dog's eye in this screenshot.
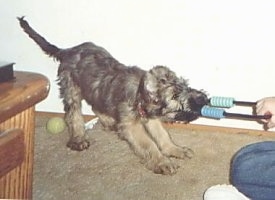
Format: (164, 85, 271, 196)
(158, 78, 166, 84)
(153, 98, 159, 104)
(172, 94, 179, 100)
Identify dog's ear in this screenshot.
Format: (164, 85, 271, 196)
(140, 72, 159, 103)
(144, 72, 158, 92)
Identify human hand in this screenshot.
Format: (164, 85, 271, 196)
(256, 97, 275, 129)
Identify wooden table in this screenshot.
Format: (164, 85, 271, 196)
(0, 71, 49, 199)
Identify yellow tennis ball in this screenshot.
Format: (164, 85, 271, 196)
(46, 117, 66, 134)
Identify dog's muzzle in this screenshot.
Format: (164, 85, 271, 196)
(174, 91, 209, 122)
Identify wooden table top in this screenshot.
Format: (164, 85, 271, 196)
(0, 71, 50, 123)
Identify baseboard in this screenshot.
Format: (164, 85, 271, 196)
(35, 111, 275, 137)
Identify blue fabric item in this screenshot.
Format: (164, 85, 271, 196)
(230, 141, 275, 200)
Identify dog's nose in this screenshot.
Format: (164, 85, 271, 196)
(195, 95, 209, 106)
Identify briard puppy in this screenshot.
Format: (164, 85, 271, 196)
(18, 17, 208, 175)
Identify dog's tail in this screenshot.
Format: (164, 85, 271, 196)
(17, 16, 61, 60)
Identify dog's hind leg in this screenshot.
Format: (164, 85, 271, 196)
(93, 111, 117, 131)
(59, 70, 90, 151)
(118, 121, 179, 175)
(144, 119, 194, 159)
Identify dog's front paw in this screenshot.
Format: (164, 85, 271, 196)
(67, 137, 90, 151)
(183, 146, 194, 158)
(146, 157, 179, 175)
(162, 145, 194, 159)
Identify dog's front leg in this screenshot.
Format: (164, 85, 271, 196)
(144, 119, 194, 159)
(118, 121, 179, 175)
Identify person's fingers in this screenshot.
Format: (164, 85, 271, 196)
(256, 104, 264, 115)
(256, 99, 264, 113)
(256, 105, 269, 122)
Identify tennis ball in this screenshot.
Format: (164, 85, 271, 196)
(46, 117, 66, 134)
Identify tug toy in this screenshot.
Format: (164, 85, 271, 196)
(201, 96, 272, 120)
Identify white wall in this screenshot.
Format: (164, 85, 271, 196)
(1, 0, 275, 131)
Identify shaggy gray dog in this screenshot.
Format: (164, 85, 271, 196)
(18, 17, 208, 175)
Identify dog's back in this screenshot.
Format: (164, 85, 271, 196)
(18, 16, 146, 118)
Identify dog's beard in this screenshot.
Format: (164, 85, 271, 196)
(173, 100, 207, 122)
(173, 88, 208, 122)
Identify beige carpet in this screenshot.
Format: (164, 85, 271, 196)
(33, 115, 275, 200)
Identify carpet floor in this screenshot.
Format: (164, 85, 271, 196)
(33, 115, 275, 200)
